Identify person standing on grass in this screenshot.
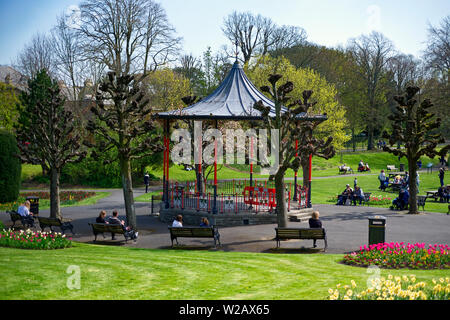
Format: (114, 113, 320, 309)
(439, 168, 445, 187)
(308, 211, 322, 248)
(378, 170, 386, 190)
(144, 172, 150, 193)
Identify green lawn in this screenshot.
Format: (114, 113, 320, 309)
(310, 172, 449, 213)
(0, 243, 448, 300)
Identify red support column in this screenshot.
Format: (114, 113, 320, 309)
(307, 153, 312, 208)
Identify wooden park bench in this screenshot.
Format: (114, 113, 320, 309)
(275, 227, 327, 250)
(88, 223, 130, 242)
(38, 216, 74, 235)
(426, 190, 439, 202)
(417, 196, 427, 211)
(386, 165, 398, 171)
(168, 226, 221, 248)
(7, 210, 35, 228)
(338, 166, 353, 174)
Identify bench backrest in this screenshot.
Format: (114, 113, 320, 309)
(89, 223, 125, 234)
(276, 228, 326, 239)
(169, 227, 215, 238)
(417, 196, 427, 205)
(8, 211, 21, 221)
(38, 217, 62, 226)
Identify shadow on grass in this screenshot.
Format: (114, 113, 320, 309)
(264, 247, 325, 254)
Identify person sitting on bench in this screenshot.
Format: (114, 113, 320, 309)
(172, 214, 183, 227)
(96, 210, 109, 224)
(199, 217, 209, 227)
(337, 185, 353, 205)
(352, 185, 364, 205)
(108, 210, 138, 241)
(308, 211, 323, 248)
(17, 201, 35, 227)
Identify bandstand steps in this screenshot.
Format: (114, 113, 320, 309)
(288, 208, 314, 222)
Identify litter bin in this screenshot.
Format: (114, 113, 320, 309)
(399, 163, 405, 172)
(368, 215, 386, 245)
(26, 196, 39, 216)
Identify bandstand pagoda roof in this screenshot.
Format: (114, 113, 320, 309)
(156, 60, 327, 122)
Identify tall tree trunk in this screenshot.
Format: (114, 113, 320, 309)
(274, 170, 288, 228)
(367, 125, 374, 150)
(120, 156, 137, 230)
(301, 157, 310, 187)
(49, 167, 61, 219)
(408, 157, 418, 214)
(352, 128, 356, 152)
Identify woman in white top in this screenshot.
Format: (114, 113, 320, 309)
(172, 215, 183, 227)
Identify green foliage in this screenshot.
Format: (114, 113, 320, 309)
(247, 55, 349, 150)
(61, 150, 122, 188)
(0, 130, 21, 203)
(0, 82, 21, 131)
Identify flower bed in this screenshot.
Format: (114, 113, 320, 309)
(328, 275, 449, 300)
(343, 242, 449, 269)
(0, 229, 72, 250)
(0, 191, 96, 211)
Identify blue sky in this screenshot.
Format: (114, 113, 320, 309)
(0, 0, 449, 65)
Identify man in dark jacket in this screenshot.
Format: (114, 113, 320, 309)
(144, 172, 150, 193)
(309, 211, 323, 248)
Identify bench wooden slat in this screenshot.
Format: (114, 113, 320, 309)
(275, 227, 327, 250)
(88, 223, 129, 242)
(168, 227, 220, 247)
(38, 217, 74, 235)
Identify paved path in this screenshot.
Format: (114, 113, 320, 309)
(2, 188, 449, 254)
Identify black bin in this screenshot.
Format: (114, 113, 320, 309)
(399, 163, 405, 172)
(26, 196, 39, 216)
(368, 215, 386, 245)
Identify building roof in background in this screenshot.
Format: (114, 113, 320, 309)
(156, 60, 327, 122)
(0, 65, 28, 91)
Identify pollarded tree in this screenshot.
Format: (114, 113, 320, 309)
(87, 72, 162, 230)
(15, 70, 86, 219)
(254, 75, 328, 227)
(382, 86, 450, 214)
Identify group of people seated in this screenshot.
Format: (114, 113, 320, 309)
(391, 187, 410, 210)
(358, 160, 370, 172)
(378, 170, 411, 191)
(437, 186, 450, 203)
(339, 164, 351, 173)
(171, 215, 210, 227)
(96, 210, 138, 241)
(336, 184, 365, 206)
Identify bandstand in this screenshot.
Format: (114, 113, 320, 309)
(155, 60, 327, 226)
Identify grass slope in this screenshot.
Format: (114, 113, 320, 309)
(0, 243, 448, 300)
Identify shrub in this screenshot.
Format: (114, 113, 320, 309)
(343, 242, 449, 269)
(328, 275, 449, 300)
(0, 220, 5, 230)
(0, 130, 21, 203)
(0, 229, 72, 249)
